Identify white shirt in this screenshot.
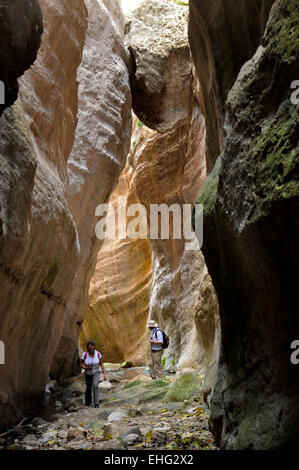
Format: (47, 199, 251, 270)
(82, 350, 102, 375)
(151, 328, 163, 351)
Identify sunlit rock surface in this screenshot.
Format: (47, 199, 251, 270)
(0, 0, 87, 430)
(83, 0, 219, 381)
(0, 0, 132, 429)
(80, 164, 152, 365)
(51, 0, 132, 378)
(130, 116, 219, 379)
(126, 0, 190, 132)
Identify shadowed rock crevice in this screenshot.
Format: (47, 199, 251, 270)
(0, 0, 43, 115)
(189, 0, 275, 170)
(194, 0, 299, 449)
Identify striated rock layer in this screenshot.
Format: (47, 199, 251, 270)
(80, 163, 152, 365)
(0, 0, 87, 430)
(130, 116, 219, 378)
(0, 0, 131, 430)
(128, 0, 219, 378)
(195, 0, 299, 448)
(51, 0, 132, 378)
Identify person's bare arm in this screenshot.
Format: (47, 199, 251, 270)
(99, 358, 107, 381)
(149, 331, 163, 345)
(149, 339, 163, 344)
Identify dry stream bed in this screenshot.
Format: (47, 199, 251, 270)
(0, 365, 218, 450)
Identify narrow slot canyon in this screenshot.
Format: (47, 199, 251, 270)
(0, 0, 298, 453)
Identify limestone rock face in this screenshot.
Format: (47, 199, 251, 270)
(51, 0, 132, 378)
(80, 164, 152, 365)
(126, 0, 190, 132)
(0, 0, 43, 114)
(130, 117, 219, 377)
(127, 1, 219, 376)
(0, 0, 132, 428)
(83, 0, 219, 378)
(189, 0, 275, 170)
(196, 0, 299, 449)
(19, 0, 87, 181)
(0, 0, 87, 431)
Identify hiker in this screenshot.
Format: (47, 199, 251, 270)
(80, 339, 107, 407)
(147, 320, 164, 379)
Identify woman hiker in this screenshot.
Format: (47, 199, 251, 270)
(80, 339, 107, 407)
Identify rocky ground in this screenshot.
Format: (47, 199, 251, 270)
(0, 365, 218, 450)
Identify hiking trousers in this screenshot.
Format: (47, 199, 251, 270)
(85, 371, 100, 406)
(149, 349, 163, 379)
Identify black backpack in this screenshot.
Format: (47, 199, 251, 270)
(154, 328, 169, 349)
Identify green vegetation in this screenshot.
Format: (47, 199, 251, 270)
(146, 378, 170, 388)
(247, 101, 299, 220)
(174, 0, 189, 6)
(196, 156, 221, 216)
(137, 120, 143, 129)
(121, 361, 133, 368)
(269, 0, 299, 65)
(161, 355, 166, 367)
(124, 380, 142, 390)
(106, 378, 170, 406)
(164, 371, 202, 402)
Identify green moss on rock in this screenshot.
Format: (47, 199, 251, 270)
(164, 371, 202, 402)
(267, 0, 299, 64)
(124, 380, 142, 390)
(196, 156, 221, 216)
(247, 100, 299, 223)
(146, 378, 170, 388)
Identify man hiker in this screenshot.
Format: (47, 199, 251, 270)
(147, 320, 163, 379)
(80, 339, 107, 407)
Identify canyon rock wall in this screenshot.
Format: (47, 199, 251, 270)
(0, 0, 132, 429)
(130, 116, 219, 378)
(50, 0, 132, 378)
(128, 0, 219, 377)
(0, 0, 87, 430)
(80, 162, 152, 365)
(0, 0, 43, 115)
(189, 0, 275, 170)
(82, 0, 219, 381)
(195, 0, 299, 448)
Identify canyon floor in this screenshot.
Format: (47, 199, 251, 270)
(0, 365, 218, 451)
